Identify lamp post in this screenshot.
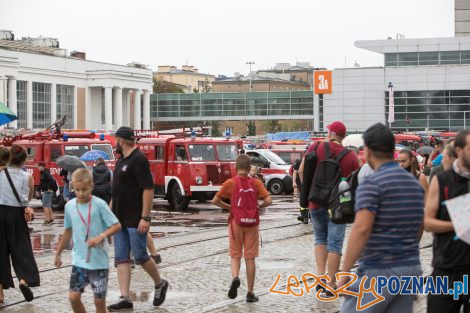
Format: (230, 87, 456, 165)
(246, 61, 255, 92)
(388, 82, 394, 128)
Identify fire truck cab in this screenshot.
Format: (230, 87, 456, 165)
(138, 136, 241, 210)
(2, 131, 114, 188)
(269, 144, 308, 165)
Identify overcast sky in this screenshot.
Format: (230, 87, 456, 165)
(2, 0, 454, 76)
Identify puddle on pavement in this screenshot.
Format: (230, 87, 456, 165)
(28, 198, 299, 257)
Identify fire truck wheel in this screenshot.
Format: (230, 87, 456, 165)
(171, 183, 190, 211)
(268, 179, 284, 195)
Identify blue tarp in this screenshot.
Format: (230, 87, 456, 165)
(266, 131, 310, 141)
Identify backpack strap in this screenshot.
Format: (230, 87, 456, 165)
(335, 148, 351, 162)
(324, 142, 331, 159)
(4, 168, 24, 206)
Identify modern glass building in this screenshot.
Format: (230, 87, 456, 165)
(320, 36, 470, 132)
(150, 91, 314, 122)
(385, 90, 470, 131)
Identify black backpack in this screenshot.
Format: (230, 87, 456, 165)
(330, 168, 360, 224)
(299, 144, 319, 208)
(42, 170, 58, 194)
(308, 142, 351, 207)
(48, 172, 59, 193)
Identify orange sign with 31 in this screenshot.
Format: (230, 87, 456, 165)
(314, 71, 332, 94)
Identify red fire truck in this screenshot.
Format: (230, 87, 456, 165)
(137, 135, 242, 210)
(1, 119, 115, 188)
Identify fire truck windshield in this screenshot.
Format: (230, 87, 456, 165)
(91, 144, 115, 161)
(64, 145, 90, 158)
(264, 150, 287, 165)
(217, 144, 238, 161)
(188, 144, 216, 161)
(62, 144, 114, 160)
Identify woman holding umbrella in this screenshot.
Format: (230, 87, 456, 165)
(0, 146, 39, 303)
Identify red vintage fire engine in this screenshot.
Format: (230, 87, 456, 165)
(137, 134, 242, 210)
(1, 118, 115, 188)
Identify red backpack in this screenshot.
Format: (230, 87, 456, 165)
(230, 175, 259, 226)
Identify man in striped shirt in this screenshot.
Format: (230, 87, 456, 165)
(340, 123, 424, 313)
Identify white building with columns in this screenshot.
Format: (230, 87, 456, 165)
(0, 32, 152, 130)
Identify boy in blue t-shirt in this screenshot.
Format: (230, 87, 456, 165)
(55, 169, 121, 313)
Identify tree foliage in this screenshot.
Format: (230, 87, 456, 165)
(153, 79, 185, 94)
(246, 121, 257, 136)
(263, 120, 282, 133)
(201, 77, 212, 93)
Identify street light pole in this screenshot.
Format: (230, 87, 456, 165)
(246, 61, 255, 92)
(388, 82, 394, 128)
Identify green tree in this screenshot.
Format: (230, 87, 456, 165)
(201, 77, 212, 93)
(153, 78, 184, 94)
(246, 121, 257, 136)
(263, 120, 282, 133)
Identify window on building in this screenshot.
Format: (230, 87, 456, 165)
(386, 89, 470, 131)
(32, 82, 51, 129)
(385, 53, 398, 66)
(56, 85, 74, 129)
(461, 51, 470, 64)
(385, 51, 470, 67)
(440, 51, 460, 64)
(16, 81, 27, 129)
(398, 52, 418, 66)
(419, 52, 439, 65)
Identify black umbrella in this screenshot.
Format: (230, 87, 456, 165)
(416, 146, 434, 155)
(56, 155, 86, 172)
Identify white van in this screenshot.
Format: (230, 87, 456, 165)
(245, 149, 293, 195)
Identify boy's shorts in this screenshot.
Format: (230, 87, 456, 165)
(69, 266, 109, 299)
(41, 191, 53, 208)
(229, 222, 259, 258)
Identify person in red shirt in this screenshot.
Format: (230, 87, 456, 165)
(298, 121, 360, 295)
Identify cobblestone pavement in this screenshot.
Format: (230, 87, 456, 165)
(1, 196, 433, 312)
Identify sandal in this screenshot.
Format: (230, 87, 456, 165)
(19, 283, 34, 302)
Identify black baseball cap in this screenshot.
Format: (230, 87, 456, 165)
(114, 126, 135, 140)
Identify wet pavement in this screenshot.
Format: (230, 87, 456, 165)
(1, 195, 432, 312)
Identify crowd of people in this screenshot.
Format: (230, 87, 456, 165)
(0, 122, 468, 312)
(293, 121, 469, 313)
(0, 127, 167, 312)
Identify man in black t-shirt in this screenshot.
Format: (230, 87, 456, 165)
(107, 127, 169, 311)
(424, 129, 470, 313)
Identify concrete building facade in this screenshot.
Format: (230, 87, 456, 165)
(154, 65, 215, 93)
(455, 0, 470, 37)
(212, 76, 310, 92)
(0, 32, 153, 130)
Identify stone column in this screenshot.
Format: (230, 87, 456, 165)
(51, 83, 57, 124)
(73, 86, 78, 129)
(104, 87, 113, 130)
(134, 90, 141, 130)
(126, 90, 131, 126)
(0, 76, 5, 105)
(113, 87, 123, 130)
(27, 81, 33, 129)
(143, 90, 150, 130)
(8, 77, 17, 128)
(86, 87, 92, 129)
